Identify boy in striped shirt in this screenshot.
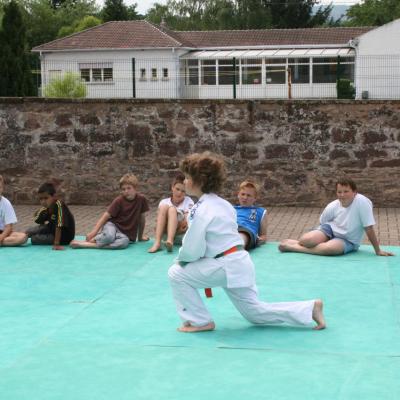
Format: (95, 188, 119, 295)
(26, 182, 75, 250)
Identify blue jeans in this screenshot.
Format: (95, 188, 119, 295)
(317, 224, 359, 254)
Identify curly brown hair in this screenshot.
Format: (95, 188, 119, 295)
(180, 152, 226, 193)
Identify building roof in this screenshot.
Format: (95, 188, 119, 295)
(32, 20, 374, 52)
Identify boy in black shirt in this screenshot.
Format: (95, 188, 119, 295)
(26, 183, 75, 250)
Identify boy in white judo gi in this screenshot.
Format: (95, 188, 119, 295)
(168, 152, 325, 333)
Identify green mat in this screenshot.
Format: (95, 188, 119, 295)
(1, 240, 399, 399)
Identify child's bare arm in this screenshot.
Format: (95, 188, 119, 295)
(53, 226, 64, 250)
(138, 212, 149, 241)
(257, 214, 268, 244)
(0, 224, 12, 244)
(86, 212, 111, 241)
(364, 226, 394, 256)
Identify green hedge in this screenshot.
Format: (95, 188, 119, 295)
(337, 78, 355, 99)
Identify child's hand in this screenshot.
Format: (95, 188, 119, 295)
(257, 235, 267, 245)
(376, 249, 394, 256)
(52, 245, 65, 251)
(86, 231, 96, 242)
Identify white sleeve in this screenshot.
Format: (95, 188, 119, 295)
(320, 203, 334, 225)
(177, 214, 208, 262)
(3, 200, 17, 225)
(358, 197, 375, 227)
(158, 198, 170, 208)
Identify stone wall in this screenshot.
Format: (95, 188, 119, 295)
(1, 98, 399, 206)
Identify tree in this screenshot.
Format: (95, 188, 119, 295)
(146, 0, 332, 30)
(102, 0, 129, 21)
(345, 0, 400, 26)
(58, 15, 102, 38)
(269, 0, 332, 29)
(0, 1, 34, 96)
(43, 72, 86, 97)
(21, 0, 99, 49)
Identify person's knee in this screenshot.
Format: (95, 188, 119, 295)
(117, 237, 130, 249)
(18, 233, 28, 245)
(96, 230, 114, 245)
(168, 263, 183, 282)
(299, 231, 325, 248)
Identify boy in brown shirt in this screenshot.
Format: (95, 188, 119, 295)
(70, 174, 149, 249)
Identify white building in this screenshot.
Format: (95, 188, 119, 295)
(32, 19, 400, 100)
(354, 18, 400, 99)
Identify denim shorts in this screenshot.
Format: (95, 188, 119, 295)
(317, 223, 359, 254)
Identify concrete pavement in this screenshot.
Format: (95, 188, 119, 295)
(13, 205, 400, 246)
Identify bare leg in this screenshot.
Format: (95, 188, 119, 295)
(279, 238, 344, 256)
(279, 230, 344, 256)
(178, 321, 215, 333)
(2, 232, 28, 246)
(70, 240, 97, 249)
(148, 205, 169, 253)
(312, 299, 326, 330)
(164, 206, 178, 252)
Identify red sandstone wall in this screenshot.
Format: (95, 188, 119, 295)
(0, 98, 399, 206)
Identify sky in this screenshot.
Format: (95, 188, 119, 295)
(97, 0, 363, 16)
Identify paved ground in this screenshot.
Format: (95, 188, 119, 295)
(13, 205, 400, 246)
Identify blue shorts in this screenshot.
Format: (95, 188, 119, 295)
(317, 224, 359, 254)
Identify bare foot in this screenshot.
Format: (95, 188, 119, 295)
(70, 240, 97, 249)
(278, 239, 300, 252)
(177, 322, 215, 333)
(148, 243, 162, 253)
(164, 241, 173, 252)
(312, 299, 326, 330)
(70, 240, 82, 248)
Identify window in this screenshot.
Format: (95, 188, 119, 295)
(103, 68, 113, 82)
(218, 59, 239, 85)
(242, 59, 262, 85)
(312, 56, 355, 83)
(140, 68, 146, 80)
(265, 59, 286, 84)
(162, 68, 169, 79)
(186, 60, 199, 85)
(92, 68, 102, 82)
(201, 60, 216, 85)
(79, 63, 113, 83)
(288, 58, 310, 84)
(151, 68, 157, 79)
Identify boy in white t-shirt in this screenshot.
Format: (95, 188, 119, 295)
(148, 173, 194, 253)
(279, 178, 394, 256)
(0, 175, 27, 246)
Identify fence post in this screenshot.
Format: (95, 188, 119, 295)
(233, 57, 237, 99)
(287, 67, 292, 99)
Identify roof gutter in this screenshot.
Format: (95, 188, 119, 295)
(32, 46, 196, 53)
(195, 44, 352, 50)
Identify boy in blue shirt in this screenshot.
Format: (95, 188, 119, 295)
(234, 180, 267, 250)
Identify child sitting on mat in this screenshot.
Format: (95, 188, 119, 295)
(168, 152, 326, 333)
(148, 173, 194, 253)
(71, 173, 149, 249)
(26, 182, 75, 250)
(0, 174, 28, 247)
(234, 179, 267, 250)
(279, 178, 394, 257)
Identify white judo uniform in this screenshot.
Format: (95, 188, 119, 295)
(168, 193, 315, 328)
